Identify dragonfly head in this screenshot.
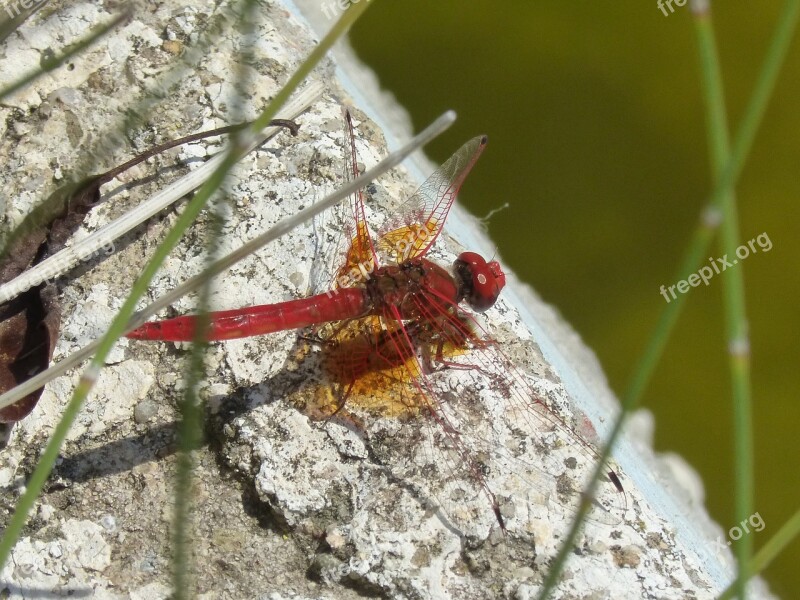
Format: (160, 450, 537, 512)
(454, 251, 507, 312)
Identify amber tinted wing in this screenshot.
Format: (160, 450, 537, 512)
(331, 109, 379, 289)
(377, 135, 487, 264)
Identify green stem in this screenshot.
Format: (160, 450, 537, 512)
(171, 206, 219, 598)
(692, 5, 752, 597)
(170, 1, 270, 590)
(537, 1, 800, 597)
(623, 0, 800, 412)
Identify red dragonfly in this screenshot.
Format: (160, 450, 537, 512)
(128, 112, 622, 536)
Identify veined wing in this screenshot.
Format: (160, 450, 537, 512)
(389, 284, 625, 537)
(303, 277, 624, 539)
(377, 135, 487, 264)
(329, 109, 380, 291)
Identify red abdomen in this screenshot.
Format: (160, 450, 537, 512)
(127, 287, 369, 342)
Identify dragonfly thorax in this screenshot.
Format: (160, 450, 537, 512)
(365, 259, 461, 320)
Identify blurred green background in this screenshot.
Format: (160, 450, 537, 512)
(351, 1, 798, 595)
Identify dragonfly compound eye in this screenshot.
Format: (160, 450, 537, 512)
(455, 251, 507, 312)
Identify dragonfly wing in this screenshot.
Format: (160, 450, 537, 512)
(357, 292, 626, 539)
(308, 108, 381, 295)
(335, 109, 380, 287)
(377, 135, 487, 263)
(415, 300, 627, 531)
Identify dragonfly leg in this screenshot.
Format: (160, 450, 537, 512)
(300, 319, 357, 348)
(323, 379, 355, 423)
(298, 331, 335, 347)
(429, 339, 492, 376)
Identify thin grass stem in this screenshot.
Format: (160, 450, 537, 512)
(624, 0, 800, 420)
(170, 203, 221, 599)
(537, 2, 800, 597)
(170, 2, 265, 590)
(692, 5, 753, 598)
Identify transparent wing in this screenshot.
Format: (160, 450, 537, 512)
(377, 135, 487, 263)
(297, 282, 625, 539)
(308, 108, 381, 296)
(335, 109, 380, 287)
(381, 290, 625, 537)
